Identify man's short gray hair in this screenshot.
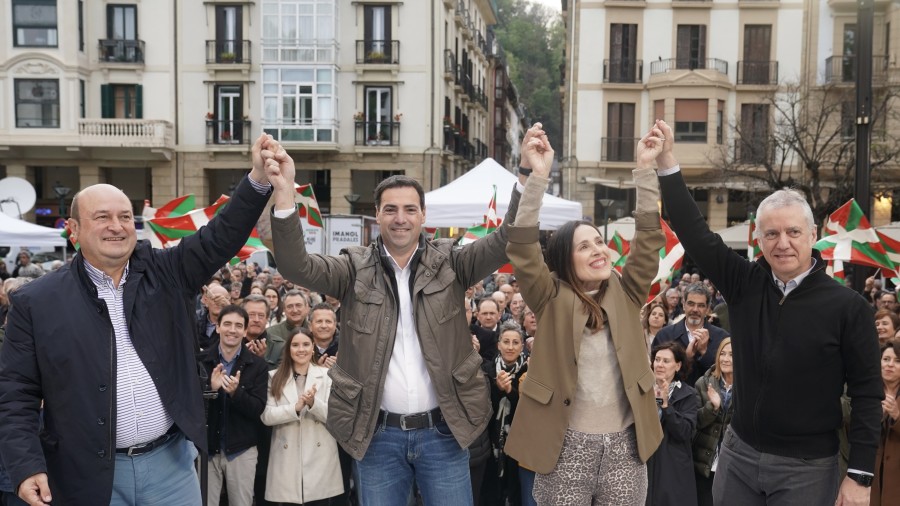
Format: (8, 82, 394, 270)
(682, 282, 710, 305)
(755, 189, 816, 240)
(241, 294, 270, 317)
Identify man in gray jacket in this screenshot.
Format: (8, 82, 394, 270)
(262, 140, 526, 505)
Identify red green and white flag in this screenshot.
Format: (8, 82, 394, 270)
(458, 185, 512, 273)
(607, 231, 630, 273)
(460, 186, 503, 246)
(146, 195, 264, 264)
(425, 227, 441, 240)
(876, 230, 900, 277)
(484, 185, 499, 229)
(814, 199, 894, 271)
(748, 214, 762, 261)
(647, 218, 685, 303)
(825, 259, 847, 285)
(295, 183, 323, 228)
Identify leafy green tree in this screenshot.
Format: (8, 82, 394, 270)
(493, 0, 565, 148)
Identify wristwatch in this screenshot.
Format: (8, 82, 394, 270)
(518, 166, 532, 176)
(846, 471, 873, 487)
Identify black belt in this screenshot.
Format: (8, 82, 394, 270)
(377, 407, 444, 431)
(116, 425, 179, 457)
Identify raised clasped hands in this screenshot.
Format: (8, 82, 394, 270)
(637, 119, 677, 171)
(521, 122, 554, 179)
(256, 136, 297, 211)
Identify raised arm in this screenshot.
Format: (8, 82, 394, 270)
(652, 120, 751, 302)
(264, 142, 355, 299)
(505, 125, 557, 313)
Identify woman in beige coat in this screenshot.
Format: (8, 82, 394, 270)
(261, 327, 344, 505)
(505, 124, 665, 505)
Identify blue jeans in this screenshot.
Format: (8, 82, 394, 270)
(712, 427, 840, 506)
(355, 419, 473, 506)
(519, 467, 537, 506)
(110, 432, 202, 506)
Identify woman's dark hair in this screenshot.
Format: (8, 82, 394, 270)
(642, 302, 669, 332)
(270, 327, 313, 401)
(882, 340, 900, 361)
(651, 341, 690, 382)
(264, 285, 284, 321)
(545, 220, 607, 331)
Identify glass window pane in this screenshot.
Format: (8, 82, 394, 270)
(316, 68, 332, 83)
(317, 97, 333, 120)
(317, 129, 332, 142)
(283, 69, 313, 82)
(264, 97, 278, 121)
(316, 84, 331, 95)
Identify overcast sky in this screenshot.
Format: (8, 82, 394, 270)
(530, 0, 562, 12)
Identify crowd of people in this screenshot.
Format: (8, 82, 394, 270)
(0, 125, 897, 506)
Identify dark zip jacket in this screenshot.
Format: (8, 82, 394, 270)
(0, 175, 270, 505)
(659, 170, 882, 473)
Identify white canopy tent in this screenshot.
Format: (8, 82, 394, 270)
(715, 220, 752, 249)
(0, 212, 68, 247)
(604, 217, 636, 241)
(424, 158, 583, 230)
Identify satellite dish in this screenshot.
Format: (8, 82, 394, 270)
(0, 177, 37, 218)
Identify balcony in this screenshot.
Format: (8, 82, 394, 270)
(824, 55, 888, 84)
(603, 59, 643, 83)
(601, 137, 638, 162)
(205, 40, 251, 64)
(357, 40, 400, 65)
(650, 58, 728, 76)
(355, 121, 401, 146)
(205, 119, 252, 145)
(98, 39, 145, 64)
(444, 50, 457, 81)
(78, 119, 172, 148)
(736, 61, 779, 85)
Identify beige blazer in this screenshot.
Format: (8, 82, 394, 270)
(504, 194, 665, 474)
(261, 364, 344, 503)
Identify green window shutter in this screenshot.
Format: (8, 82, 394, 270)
(135, 85, 143, 119)
(101, 84, 112, 118)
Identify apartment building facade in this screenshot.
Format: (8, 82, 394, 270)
(560, 0, 900, 230)
(1, 0, 521, 225)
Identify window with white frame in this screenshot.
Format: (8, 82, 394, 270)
(261, 0, 336, 63)
(263, 68, 336, 142)
(13, 0, 58, 47)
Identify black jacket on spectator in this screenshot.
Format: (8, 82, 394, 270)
(652, 322, 729, 386)
(201, 346, 268, 456)
(646, 382, 699, 506)
(471, 324, 499, 363)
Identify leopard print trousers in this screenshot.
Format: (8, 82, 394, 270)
(532, 426, 647, 505)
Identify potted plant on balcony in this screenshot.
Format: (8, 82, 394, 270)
(377, 130, 390, 145)
(221, 131, 233, 143)
(219, 52, 236, 63)
(367, 51, 387, 63)
(393, 113, 403, 122)
(354, 111, 365, 122)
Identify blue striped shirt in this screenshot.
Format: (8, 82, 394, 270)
(84, 260, 174, 448)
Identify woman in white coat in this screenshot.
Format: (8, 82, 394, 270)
(261, 327, 345, 505)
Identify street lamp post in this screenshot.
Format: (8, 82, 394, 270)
(52, 181, 71, 218)
(344, 193, 361, 214)
(597, 198, 615, 241)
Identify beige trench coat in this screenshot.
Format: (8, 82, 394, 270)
(261, 364, 343, 503)
(504, 170, 665, 474)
